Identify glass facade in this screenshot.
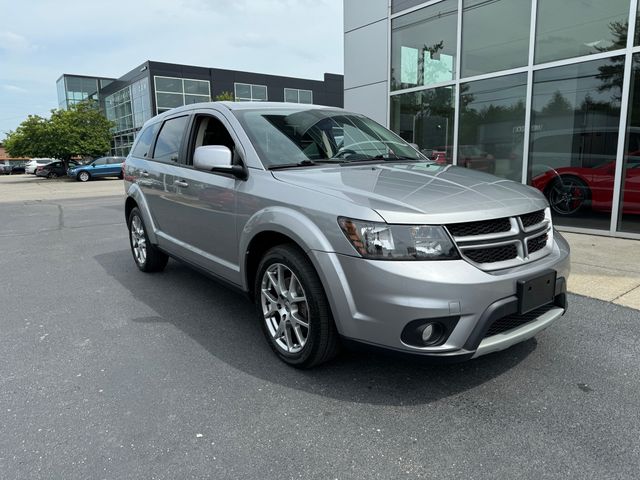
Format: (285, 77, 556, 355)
(390, 86, 455, 160)
(154, 76, 211, 114)
(620, 55, 640, 233)
(461, 0, 531, 77)
(459, 73, 527, 181)
(388, 0, 640, 236)
(105, 77, 153, 156)
(391, 0, 457, 91)
(56, 75, 113, 109)
(535, 0, 630, 64)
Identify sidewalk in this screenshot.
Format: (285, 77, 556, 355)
(564, 232, 640, 310)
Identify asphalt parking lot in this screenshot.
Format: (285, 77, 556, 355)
(1, 193, 640, 479)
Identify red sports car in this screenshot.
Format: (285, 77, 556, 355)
(531, 159, 640, 215)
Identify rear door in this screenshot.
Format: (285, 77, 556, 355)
(141, 114, 191, 255)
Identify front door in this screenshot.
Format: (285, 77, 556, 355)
(163, 112, 241, 284)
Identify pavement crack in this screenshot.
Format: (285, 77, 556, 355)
(611, 284, 640, 303)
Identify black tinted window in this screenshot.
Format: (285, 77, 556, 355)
(154, 116, 189, 162)
(131, 124, 160, 158)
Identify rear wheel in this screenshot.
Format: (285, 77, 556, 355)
(547, 176, 590, 215)
(128, 207, 168, 273)
(255, 245, 338, 368)
(48, 172, 58, 179)
(78, 171, 90, 182)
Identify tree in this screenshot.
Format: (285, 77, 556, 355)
(4, 100, 113, 166)
(215, 91, 235, 101)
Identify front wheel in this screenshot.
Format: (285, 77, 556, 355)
(547, 176, 590, 215)
(128, 207, 168, 272)
(77, 171, 90, 182)
(48, 172, 58, 179)
(255, 245, 338, 368)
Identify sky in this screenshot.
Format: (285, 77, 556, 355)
(0, 0, 344, 136)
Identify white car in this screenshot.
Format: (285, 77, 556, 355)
(25, 159, 55, 174)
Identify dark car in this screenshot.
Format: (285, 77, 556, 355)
(0, 160, 14, 175)
(11, 164, 26, 174)
(36, 160, 79, 178)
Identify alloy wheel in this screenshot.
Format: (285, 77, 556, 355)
(260, 263, 310, 354)
(130, 215, 147, 265)
(549, 178, 587, 215)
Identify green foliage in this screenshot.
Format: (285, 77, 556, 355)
(3, 100, 114, 160)
(215, 91, 235, 102)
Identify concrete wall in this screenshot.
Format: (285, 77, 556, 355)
(343, 0, 389, 126)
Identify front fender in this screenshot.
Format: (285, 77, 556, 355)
(239, 206, 336, 291)
(125, 183, 158, 244)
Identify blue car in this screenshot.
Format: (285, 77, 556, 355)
(68, 156, 125, 182)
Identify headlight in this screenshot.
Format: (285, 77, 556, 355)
(338, 217, 460, 260)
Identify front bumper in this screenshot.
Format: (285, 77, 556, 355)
(310, 233, 570, 360)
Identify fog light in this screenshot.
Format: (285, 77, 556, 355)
(421, 322, 444, 346)
(422, 324, 435, 342)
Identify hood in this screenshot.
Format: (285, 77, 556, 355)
(272, 162, 548, 224)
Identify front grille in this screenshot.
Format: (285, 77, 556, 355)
(484, 303, 556, 338)
(520, 210, 545, 228)
(464, 244, 518, 264)
(446, 217, 511, 237)
(527, 234, 548, 255)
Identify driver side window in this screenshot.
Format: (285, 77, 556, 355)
(189, 115, 237, 165)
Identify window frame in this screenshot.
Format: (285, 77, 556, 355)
(150, 114, 191, 164)
(234, 82, 269, 102)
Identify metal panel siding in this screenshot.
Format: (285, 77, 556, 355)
(344, 0, 388, 32)
(344, 19, 388, 90)
(344, 81, 388, 125)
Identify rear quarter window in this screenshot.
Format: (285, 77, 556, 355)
(131, 123, 161, 159)
(153, 116, 189, 163)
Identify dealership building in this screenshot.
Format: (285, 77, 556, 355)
(57, 61, 343, 157)
(344, 0, 640, 237)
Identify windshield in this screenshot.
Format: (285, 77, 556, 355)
(233, 108, 426, 167)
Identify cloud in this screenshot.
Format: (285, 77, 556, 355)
(1, 84, 28, 93)
(0, 31, 34, 53)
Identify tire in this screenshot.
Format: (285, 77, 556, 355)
(255, 244, 339, 368)
(48, 172, 58, 179)
(546, 176, 590, 215)
(127, 207, 168, 273)
(118, 171, 124, 180)
(77, 171, 90, 182)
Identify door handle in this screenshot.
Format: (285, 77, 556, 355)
(140, 170, 150, 177)
(174, 180, 189, 188)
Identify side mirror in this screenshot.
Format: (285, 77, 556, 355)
(194, 145, 246, 179)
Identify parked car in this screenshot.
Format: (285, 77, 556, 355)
(68, 156, 125, 182)
(25, 159, 55, 174)
(36, 160, 80, 179)
(124, 102, 570, 368)
(0, 161, 12, 175)
(11, 164, 26, 174)
(531, 158, 640, 215)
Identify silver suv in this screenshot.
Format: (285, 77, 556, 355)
(124, 102, 570, 368)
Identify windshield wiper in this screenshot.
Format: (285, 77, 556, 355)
(338, 154, 423, 164)
(268, 159, 347, 170)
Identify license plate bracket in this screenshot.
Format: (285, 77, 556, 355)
(517, 270, 557, 315)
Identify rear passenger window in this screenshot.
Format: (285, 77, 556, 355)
(153, 116, 189, 163)
(131, 124, 160, 159)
